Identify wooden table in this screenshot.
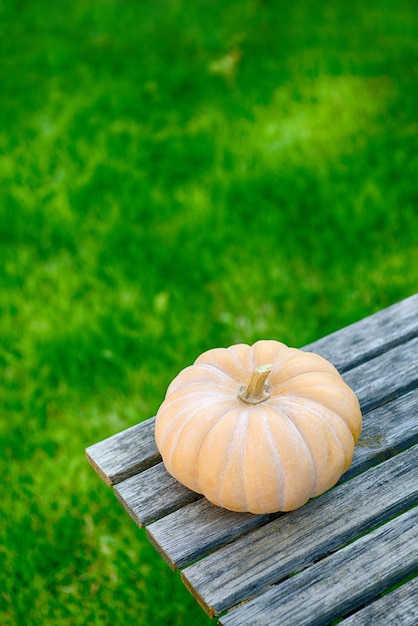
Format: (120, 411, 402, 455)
(86, 294, 418, 625)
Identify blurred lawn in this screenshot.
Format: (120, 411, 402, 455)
(0, 0, 417, 624)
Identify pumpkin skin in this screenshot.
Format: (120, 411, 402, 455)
(155, 340, 362, 514)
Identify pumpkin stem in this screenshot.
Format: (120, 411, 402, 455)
(238, 363, 273, 405)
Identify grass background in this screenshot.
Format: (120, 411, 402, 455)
(1, 0, 417, 624)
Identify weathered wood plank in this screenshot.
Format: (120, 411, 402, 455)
(182, 444, 418, 617)
(340, 576, 418, 625)
(146, 497, 275, 568)
(303, 292, 418, 372)
(85, 417, 159, 486)
(144, 388, 418, 564)
(341, 336, 418, 413)
(114, 462, 201, 527)
(340, 387, 418, 480)
(219, 506, 418, 626)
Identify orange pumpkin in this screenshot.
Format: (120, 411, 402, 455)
(155, 340, 362, 514)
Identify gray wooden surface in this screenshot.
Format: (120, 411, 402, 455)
(219, 506, 418, 626)
(86, 293, 418, 625)
(340, 577, 418, 626)
(86, 417, 158, 486)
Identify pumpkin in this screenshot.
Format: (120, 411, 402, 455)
(155, 340, 362, 514)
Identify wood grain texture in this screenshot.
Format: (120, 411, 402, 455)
(182, 445, 418, 617)
(344, 388, 418, 479)
(219, 506, 418, 626)
(143, 388, 418, 569)
(85, 417, 159, 486)
(147, 498, 275, 569)
(303, 293, 418, 372)
(340, 336, 418, 413)
(340, 576, 418, 625)
(114, 462, 202, 527)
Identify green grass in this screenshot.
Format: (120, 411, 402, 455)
(1, 0, 417, 624)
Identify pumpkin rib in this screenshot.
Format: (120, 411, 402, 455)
(273, 379, 361, 440)
(165, 378, 233, 399)
(240, 408, 252, 512)
(272, 371, 348, 394)
(191, 360, 246, 386)
(166, 364, 234, 396)
(161, 386, 227, 414)
(315, 386, 360, 442)
(157, 392, 229, 459)
(228, 343, 253, 369)
(272, 404, 318, 500)
(195, 406, 245, 498)
(195, 345, 251, 382)
(217, 407, 250, 511)
(168, 404, 241, 493)
(268, 356, 340, 386)
(166, 363, 238, 396)
(279, 398, 351, 484)
(260, 408, 286, 512)
(282, 395, 356, 451)
(186, 405, 241, 491)
(252, 340, 290, 371)
(191, 362, 239, 382)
